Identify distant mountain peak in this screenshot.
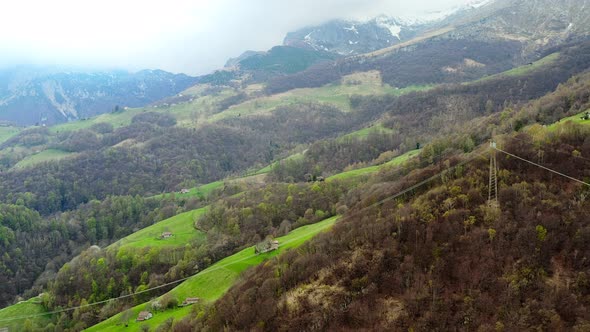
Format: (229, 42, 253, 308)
(283, 16, 429, 56)
(0, 67, 198, 126)
(283, 0, 500, 56)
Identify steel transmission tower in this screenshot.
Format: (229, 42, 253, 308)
(488, 138, 498, 205)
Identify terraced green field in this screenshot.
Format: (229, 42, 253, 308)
(253, 152, 305, 175)
(150, 152, 305, 201)
(327, 149, 420, 181)
(152, 181, 225, 200)
(0, 126, 19, 144)
(87, 216, 339, 331)
(338, 124, 395, 142)
(50, 110, 146, 133)
(12, 149, 75, 169)
(0, 296, 51, 331)
(110, 207, 208, 250)
(547, 110, 590, 131)
(208, 72, 433, 122)
(476, 52, 560, 83)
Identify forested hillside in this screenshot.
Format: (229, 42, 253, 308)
(201, 127, 590, 331)
(1, 1, 590, 331)
(180, 70, 590, 331)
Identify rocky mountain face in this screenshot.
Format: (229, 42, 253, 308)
(443, 0, 590, 56)
(283, 0, 497, 56)
(0, 67, 198, 126)
(283, 16, 429, 56)
(283, 0, 590, 58)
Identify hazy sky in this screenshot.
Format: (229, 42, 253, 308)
(0, 0, 475, 75)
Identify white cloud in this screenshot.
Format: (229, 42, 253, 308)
(0, 0, 475, 75)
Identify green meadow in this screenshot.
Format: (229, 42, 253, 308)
(546, 110, 590, 131)
(12, 149, 75, 169)
(208, 71, 433, 122)
(87, 216, 338, 331)
(338, 124, 395, 142)
(0, 297, 52, 331)
(327, 149, 420, 181)
(476, 52, 560, 83)
(151, 181, 225, 200)
(110, 208, 208, 250)
(0, 126, 19, 144)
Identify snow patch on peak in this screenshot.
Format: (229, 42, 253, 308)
(375, 16, 402, 40)
(385, 24, 402, 40)
(395, 9, 455, 26)
(397, 0, 496, 25)
(344, 25, 359, 34)
(466, 0, 494, 9)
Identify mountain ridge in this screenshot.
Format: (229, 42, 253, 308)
(0, 67, 198, 126)
(283, 0, 497, 56)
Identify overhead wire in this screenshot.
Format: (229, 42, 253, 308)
(503, 134, 590, 163)
(0, 149, 482, 324)
(494, 146, 590, 187)
(0, 221, 347, 323)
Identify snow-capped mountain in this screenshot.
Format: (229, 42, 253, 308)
(284, 0, 497, 55)
(283, 17, 428, 56)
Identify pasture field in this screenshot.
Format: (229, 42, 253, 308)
(476, 52, 560, 83)
(327, 149, 420, 181)
(87, 216, 338, 331)
(0, 126, 19, 144)
(208, 72, 432, 122)
(0, 296, 51, 331)
(12, 149, 75, 169)
(546, 110, 590, 131)
(152, 181, 225, 200)
(110, 207, 208, 250)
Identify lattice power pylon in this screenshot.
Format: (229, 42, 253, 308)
(488, 139, 498, 205)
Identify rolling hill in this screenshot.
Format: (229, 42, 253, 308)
(1, 0, 590, 331)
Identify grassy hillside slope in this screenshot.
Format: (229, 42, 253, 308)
(327, 148, 420, 181)
(209, 72, 431, 122)
(0, 297, 51, 331)
(110, 208, 208, 250)
(151, 181, 224, 200)
(547, 109, 590, 130)
(0, 126, 19, 144)
(476, 52, 560, 83)
(87, 216, 338, 331)
(12, 149, 75, 169)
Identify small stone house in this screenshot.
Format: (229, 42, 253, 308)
(136, 311, 153, 321)
(180, 189, 190, 194)
(255, 238, 280, 254)
(182, 297, 200, 306)
(161, 232, 173, 239)
(270, 240, 279, 251)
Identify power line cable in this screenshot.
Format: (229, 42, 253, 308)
(494, 147, 590, 187)
(503, 134, 590, 163)
(0, 223, 341, 323)
(0, 150, 480, 324)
